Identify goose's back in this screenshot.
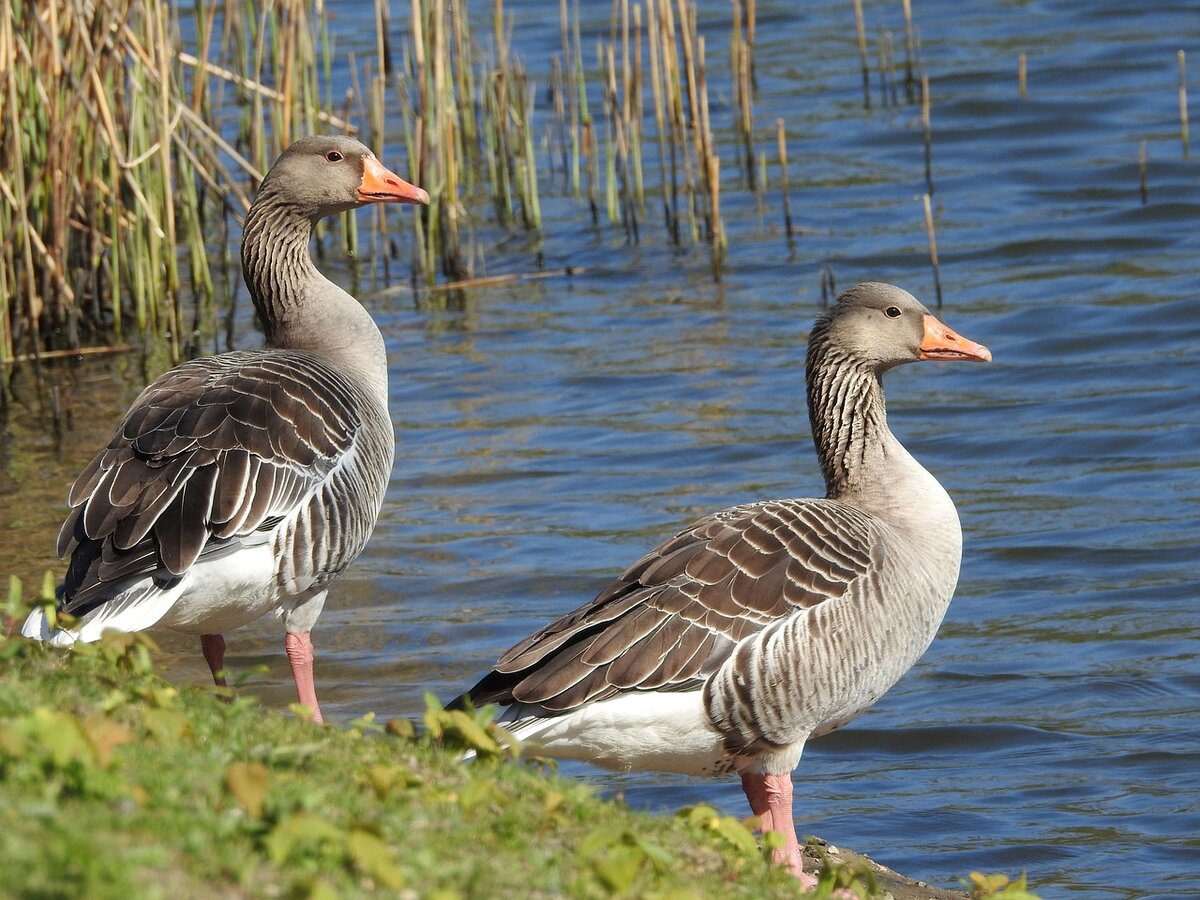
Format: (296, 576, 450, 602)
(58, 349, 394, 615)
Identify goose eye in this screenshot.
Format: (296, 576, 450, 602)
(884, 306, 902, 318)
(325, 150, 344, 162)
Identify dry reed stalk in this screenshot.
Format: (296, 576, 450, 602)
(676, 0, 704, 174)
(1178, 50, 1190, 159)
(776, 118, 793, 240)
(851, 0, 870, 108)
(922, 193, 943, 309)
(1, 0, 401, 368)
(375, 265, 585, 298)
(738, 34, 755, 184)
(921, 73, 933, 196)
(745, 0, 757, 90)
(1018, 51, 1028, 98)
(631, 1, 645, 209)
(645, 0, 673, 235)
(900, 0, 915, 101)
(177, 53, 356, 132)
(698, 34, 714, 209)
(708, 152, 722, 281)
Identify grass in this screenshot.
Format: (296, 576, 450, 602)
(0, 567, 863, 899)
(0, 633, 808, 898)
(0, 577, 1041, 899)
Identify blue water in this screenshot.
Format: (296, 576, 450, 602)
(4, 1, 1199, 895)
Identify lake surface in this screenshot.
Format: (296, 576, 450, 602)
(2, 1, 1199, 896)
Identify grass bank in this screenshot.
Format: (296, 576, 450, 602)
(0, 630, 828, 898)
(0, 582, 1036, 899)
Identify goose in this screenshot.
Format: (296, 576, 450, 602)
(461, 283, 990, 885)
(22, 136, 429, 725)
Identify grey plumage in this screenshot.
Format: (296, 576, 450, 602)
(25, 136, 428, 723)
(464, 283, 991, 784)
(57, 351, 391, 616)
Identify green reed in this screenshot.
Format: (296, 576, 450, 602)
(0, 0, 372, 382)
(3, 0, 961, 375)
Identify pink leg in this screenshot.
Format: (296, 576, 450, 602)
(741, 771, 815, 888)
(284, 631, 324, 725)
(200, 633, 227, 687)
(740, 771, 775, 833)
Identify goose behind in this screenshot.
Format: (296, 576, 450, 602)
(461, 283, 991, 885)
(22, 136, 429, 725)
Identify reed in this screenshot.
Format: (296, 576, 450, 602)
(922, 193, 943, 309)
(776, 118, 794, 241)
(1018, 51, 1028, 99)
(0, 0, 396, 379)
(851, 0, 871, 108)
(7, 0, 953, 356)
(879, 29, 898, 108)
(1178, 49, 1189, 159)
(921, 74, 934, 196)
(900, 0, 916, 101)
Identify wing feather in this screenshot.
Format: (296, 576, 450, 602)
(57, 350, 375, 616)
(469, 499, 876, 711)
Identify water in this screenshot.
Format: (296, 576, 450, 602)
(3, 1, 1199, 895)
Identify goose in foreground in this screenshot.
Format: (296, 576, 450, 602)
(461, 283, 990, 884)
(22, 136, 429, 725)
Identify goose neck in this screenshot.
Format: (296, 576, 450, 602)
(240, 195, 322, 342)
(240, 194, 388, 393)
(805, 340, 893, 501)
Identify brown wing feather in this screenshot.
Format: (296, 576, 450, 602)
(59, 349, 365, 616)
(468, 499, 876, 711)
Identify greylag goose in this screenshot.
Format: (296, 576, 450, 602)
(22, 136, 429, 725)
(462, 283, 990, 885)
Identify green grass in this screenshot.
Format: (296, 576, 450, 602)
(0, 574, 1037, 900)
(0, 631, 816, 899)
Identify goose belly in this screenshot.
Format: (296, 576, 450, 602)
(157, 544, 284, 634)
(505, 691, 736, 778)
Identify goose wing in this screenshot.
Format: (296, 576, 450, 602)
(58, 349, 375, 615)
(468, 498, 879, 712)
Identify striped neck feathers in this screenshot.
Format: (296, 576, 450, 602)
(240, 191, 386, 386)
(804, 327, 895, 501)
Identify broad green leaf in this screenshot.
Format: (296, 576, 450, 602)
(141, 708, 191, 744)
(265, 813, 344, 865)
(446, 710, 499, 754)
(224, 761, 269, 819)
(30, 709, 95, 770)
(631, 834, 673, 869)
(364, 763, 422, 798)
(385, 718, 416, 740)
(346, 827, 405, 890)
(593, 844, 643, 893)
(712, 815, 760, 857)
(458, 778, 494, 812)
(579, 824, 627, 856)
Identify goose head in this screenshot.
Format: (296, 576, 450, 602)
(256, 135, 430, 220)
(816, 282, 991, 372)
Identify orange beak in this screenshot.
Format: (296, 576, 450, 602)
(357, 156, 430, 205)
(919, 314, 992, 362)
